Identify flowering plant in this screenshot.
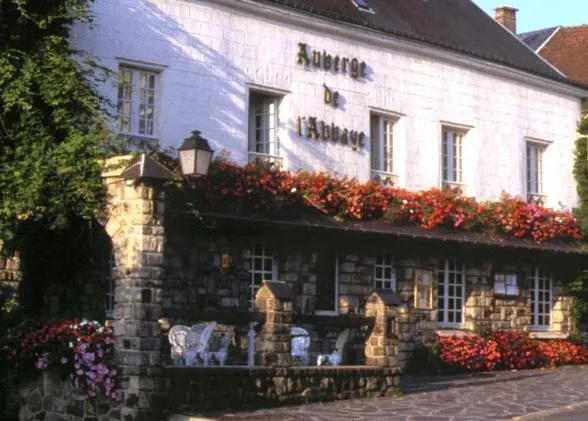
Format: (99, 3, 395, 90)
(437, 331, 588, 373)
(1, 319, 118, 400)
(190, 159, 581, 243)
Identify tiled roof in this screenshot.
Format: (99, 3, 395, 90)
(536, 25, 588, 85)
(519, 27, 559, 51)
(250, 0, 571, 83)
(189, 208, 588, 256)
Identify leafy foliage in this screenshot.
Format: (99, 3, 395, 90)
(190, 158, 581, 243)
(0, 0, 111, 242)
(571, 105, 588, 329)
(574, 105, 588, 236)
(438, 332, 588, 373)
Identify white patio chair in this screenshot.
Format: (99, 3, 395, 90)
(290, 326, 310, 366)
(168, 325, 197, 365)
(184, 321, 217, 366)
(208, 326, 235, 366)
(317, 328, 350, 366)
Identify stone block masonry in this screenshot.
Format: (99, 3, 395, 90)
(104, 176, 168, 421)
(165, 366, 400, 410)
(17, 371, 122, 421)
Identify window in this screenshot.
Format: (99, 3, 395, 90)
(438, 259, 465, 326)
(374, 253, 396, 290)
(248, 92, 281, 164)
(527, 142, 546, 203)
(442, 128, 464, 186)
(105, 253, 116, 319)
(494, 273, 519, 296)
(530, 267, 552, 329)
(117, 66, 159, 140)
(370, 115, 397, 185)
(250, 243, 277, 308)
(315, 251, 338, 314)
(351, 0, 374, 13)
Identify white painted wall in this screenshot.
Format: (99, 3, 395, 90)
(70, 0, 583, 208)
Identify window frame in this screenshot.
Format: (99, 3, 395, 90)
(370, 110, 402, 186)
(249, 242, 278, 310)
(441, 127, 465, 186)
(373, 252, 396, 291)
(248, 89, 283, 164)
(526, 140, 548, 202)
(116, 64, 161, 142)
(315, 254, 340, 316)
(529, 267, 553, 331)
(437, 259, 466, 328)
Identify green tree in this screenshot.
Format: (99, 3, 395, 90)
(0, 0, 110, 243)
(572, 104, 588, 330)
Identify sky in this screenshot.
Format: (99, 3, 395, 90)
(473, 0, 588, 33)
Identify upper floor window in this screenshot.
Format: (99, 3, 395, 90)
(373, 253, 396, 290)
(248, 92, 282, 164)
(370, 114, 397, 186)
(117, 66, 159, 140)
(442, 128, 464, 187)
(526, 142, 547, 203)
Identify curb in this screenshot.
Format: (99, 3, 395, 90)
(510, 401, 588, 420)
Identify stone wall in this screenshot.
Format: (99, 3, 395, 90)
(16, 371, 121, 421)
(162, 223, 574, 343)
(165, 366, 400, 410)
(0, 250, 21, 305)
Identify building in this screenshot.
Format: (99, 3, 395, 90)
(520, 25, 588, 85)
(6, 1, 588, 419)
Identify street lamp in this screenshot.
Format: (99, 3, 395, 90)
(178, 130, 214, 177)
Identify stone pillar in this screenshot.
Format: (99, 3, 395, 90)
(0, 248, 21, 304)
(365, 290, 415, 369)
(254, 281, 293, 367)
(104, 165, 168, 420)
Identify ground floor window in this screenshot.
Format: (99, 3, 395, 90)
(374, 253, 396, 290)
(315, 251, 338, 314)
(530, 267, 552, 329)
(437, 259, 465, 326)
(250, 243, 277, 308)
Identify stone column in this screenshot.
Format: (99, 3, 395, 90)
(254, 281, 293, 367)
(365, 290, 408, 368)
(0, 248, 21, 304)
(104, 159, 169, 421)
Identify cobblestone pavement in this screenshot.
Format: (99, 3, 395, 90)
(175, 365, 588, 421)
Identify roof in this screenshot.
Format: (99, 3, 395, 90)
(119, 153, 177, 181)
(518, 27, 559, 51)
(262, 281, 293, 299)
(371, 289, 401, 306)
(182, 208, 588, 256)
(250, 0, 571, 84)
(534, 26, 588, 85)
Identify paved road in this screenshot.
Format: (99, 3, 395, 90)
(173, 365, 588, 421)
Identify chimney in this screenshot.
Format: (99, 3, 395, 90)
(494, 5, 518, 33)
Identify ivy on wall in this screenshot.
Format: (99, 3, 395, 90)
(0, 0, 112, 244)
(571, 103, 588, 329)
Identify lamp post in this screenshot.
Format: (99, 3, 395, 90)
(178, 130, 214, 178)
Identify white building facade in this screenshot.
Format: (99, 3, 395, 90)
(72, 0, 586, 208)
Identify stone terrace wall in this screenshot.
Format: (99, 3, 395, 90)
(165, 366, 400, 410)
(16, 371, 121, 421)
